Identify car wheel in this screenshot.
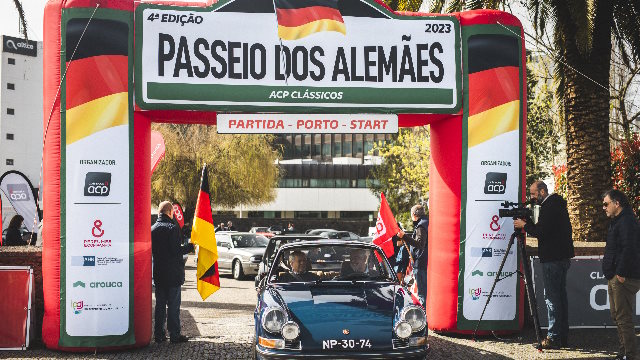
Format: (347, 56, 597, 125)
(233, 260, 245, 280)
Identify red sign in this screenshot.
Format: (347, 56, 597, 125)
(173, 203, 185, 228)
(0, 267, 33, 349)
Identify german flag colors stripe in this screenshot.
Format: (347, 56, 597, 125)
(468, 66, 519, 116)
(66, 55, 128, 109)
(191, 165, 220, 300)
(66, 92, 128, 145)
(275, 0, 345, 40)
(468, 100, 519, 148)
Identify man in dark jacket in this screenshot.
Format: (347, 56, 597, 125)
(398, 204, 428, 306)
(152, 201, 194, 343)
(602, 189, 640, 360)
(514, 180, 574, 349)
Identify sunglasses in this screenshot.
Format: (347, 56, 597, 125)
(602, 201, 617, 208)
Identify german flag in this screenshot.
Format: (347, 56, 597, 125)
(190, 165, 220, 300)
(65, 18, 129, 145)
(275, 0, 346, 40)
(467, 34, 520, 148)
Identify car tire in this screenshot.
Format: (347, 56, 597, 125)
(233, 260, 245, 280)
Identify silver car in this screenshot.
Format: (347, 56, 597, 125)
(216, 232, 268, 280)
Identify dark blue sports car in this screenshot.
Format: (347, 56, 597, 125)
(254, 241, 429, 359)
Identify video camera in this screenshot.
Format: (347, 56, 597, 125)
(498, 200, 533, 220)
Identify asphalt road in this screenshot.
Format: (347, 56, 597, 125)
(0, 254, 633, 359)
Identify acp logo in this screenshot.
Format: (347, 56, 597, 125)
(484, 172, 507, 194)
(84, 172, 111, 196)
(7, 183, 30, 201)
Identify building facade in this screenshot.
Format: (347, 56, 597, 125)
(213, 133, 392, 221)
(0, 35, 43, 228)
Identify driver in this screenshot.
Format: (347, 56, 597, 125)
(341, 248, 378, 277)
(279, 250, 320, 282)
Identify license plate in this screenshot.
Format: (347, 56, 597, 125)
(322, 339, 372, 349)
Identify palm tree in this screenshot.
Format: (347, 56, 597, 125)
(419, 1, 640, 242)
(12, 0, 28, 40)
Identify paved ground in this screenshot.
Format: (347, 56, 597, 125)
(1, 255, 634, 359)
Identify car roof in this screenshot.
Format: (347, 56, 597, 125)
(269, 235, 325, 241)
(278, 240, 380, 251)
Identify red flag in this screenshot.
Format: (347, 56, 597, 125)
(372, 193, 400, 258)
(172, 202, 185, 228)
(150, 130, 166, 174)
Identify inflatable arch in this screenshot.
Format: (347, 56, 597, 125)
(42, 0, 526, 350)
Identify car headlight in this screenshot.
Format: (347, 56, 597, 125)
(261, 307, 287, 334)
(401, 305, 426, 332)
(281, 321, 300, 340)
(394, 321, 412, 339)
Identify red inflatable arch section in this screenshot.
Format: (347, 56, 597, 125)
(43, 0, 526, 350)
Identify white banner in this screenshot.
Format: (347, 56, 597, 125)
(462, 131, 520, 321)
(216, 114, 398, 133)
(0, 171, 40, 233)
(65, 125, 130, 336)
(135, 1, 462, 112)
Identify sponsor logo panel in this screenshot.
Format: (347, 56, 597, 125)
(7, 183, 31, 201)
(84, 172, 111, 197)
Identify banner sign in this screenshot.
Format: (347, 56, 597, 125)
(533, 256, 640, 328)
(0, 171, 40, 233)
(216, 113, 398, 134)
(59, 10, 134, 347)
(150, 130, 166, 174)
(135, 0, 462, 113)
(458, 31, 523, 329)
(2, 35, 38, 57)
(172, 203, 185, 229)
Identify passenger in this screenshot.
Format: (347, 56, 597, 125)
(341, 248, 379, 277)
(279, 250, 319, 282)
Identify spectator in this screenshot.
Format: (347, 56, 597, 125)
(215, 222, 226, 232)
(514, 180, 574, 349)
(287, 222, 296, 233)
(227, 221, 236, 231)
(602, 189, 640, 360)
(397, 204, 428, 305)
(151, 201, 194, 343)
(4, 215, 27, 246)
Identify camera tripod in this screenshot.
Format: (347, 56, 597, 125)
(472, 229, 544, 352)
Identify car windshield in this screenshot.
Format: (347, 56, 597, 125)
(253, 227, 269, 232)
(268, 244, 395, 283)
(230, 234, 268, 248)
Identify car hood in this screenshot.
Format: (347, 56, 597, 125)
(232, 247, 266, 257)
(266, 282, 398, 350)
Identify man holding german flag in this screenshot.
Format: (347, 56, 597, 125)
(190, 164, 221, 301)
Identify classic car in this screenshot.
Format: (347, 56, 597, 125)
(254, 234, 326, 287)
(197, 232, 269, 280)
(253, 240, 429, 359)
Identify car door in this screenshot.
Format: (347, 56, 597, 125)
(217, 234, 232, 271)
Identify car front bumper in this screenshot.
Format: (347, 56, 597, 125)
(256, 344, 430, 359)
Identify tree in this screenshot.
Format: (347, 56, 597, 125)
(369, 127, 430, 228)
(526, 52, 562, 187)
(12, 0, 28, 39)
(424, 0, 640, 241)
(381, 0, 423, 12)
(151, 124, 281, 223)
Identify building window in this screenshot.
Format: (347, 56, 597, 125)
(6, 159, 14, 166)
(6, 133, 14, 140)
(8, 58, 15, 65)
(7, 108, 15, 115)
(7, 83, 15, 90)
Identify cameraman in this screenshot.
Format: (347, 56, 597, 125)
(514, 180, 574, 349)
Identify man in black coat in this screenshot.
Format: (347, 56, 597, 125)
(602, 189, 640, 360)
(152, 201, 194, 343)
(397, 204, 428, 306)
(514, 180, 574, 349)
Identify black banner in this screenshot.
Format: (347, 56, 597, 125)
(2, 35, 37, 57)
(532, 256, 640, 328)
